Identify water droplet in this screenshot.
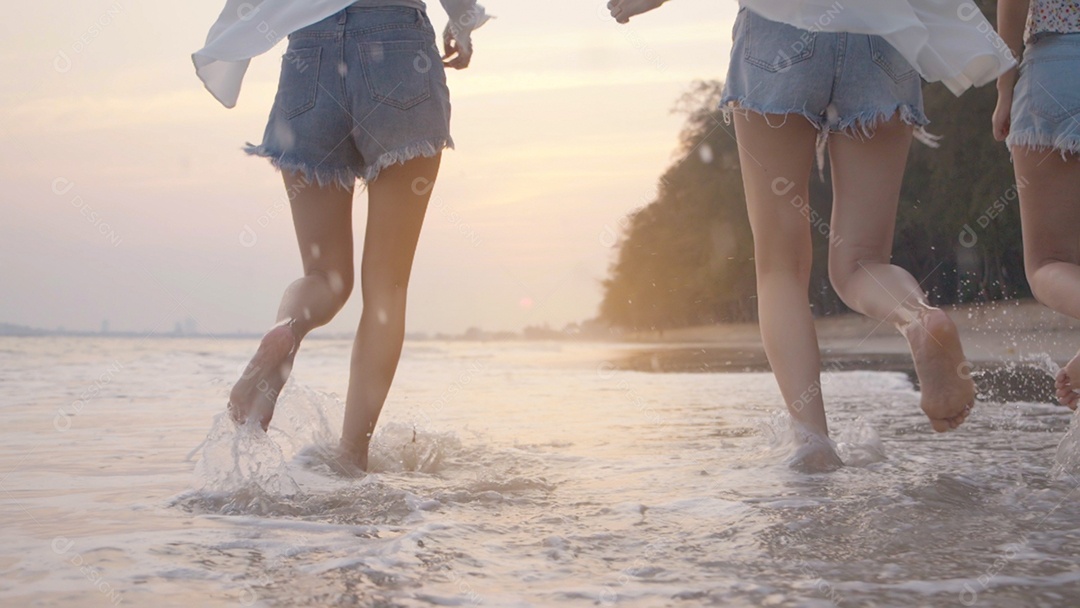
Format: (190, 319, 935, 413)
(328, 271, 346, 295)
(698, 143, 714, 164)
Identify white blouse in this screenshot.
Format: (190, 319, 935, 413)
(193, 0, 490, 108)
(742, 0, 1017, 96)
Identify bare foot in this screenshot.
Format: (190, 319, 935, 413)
(228, 319, 297, 430)
(335, 439, 369, 474)
(1055, 351, 1080, 410)
(902, 309, 976, 432)
(787, 422, 843, 472)
(789, 436, 844, 473)
(608, 0, 667, 23)
(324, 446, 367, 478)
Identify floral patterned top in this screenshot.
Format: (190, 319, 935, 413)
(1026, 0, 1080, 43)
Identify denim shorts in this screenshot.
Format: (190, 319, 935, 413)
(246, 5, 453, 188)
(721, 8, 931, 158)
(1007, 33, 1080, 157)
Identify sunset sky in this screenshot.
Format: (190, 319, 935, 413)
(1, 0, 738, 336)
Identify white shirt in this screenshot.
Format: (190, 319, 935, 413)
(742, 0, 1016, 95)
(193, 0, 490, 108)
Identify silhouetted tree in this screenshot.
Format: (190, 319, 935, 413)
(601, 1, 1030, 330)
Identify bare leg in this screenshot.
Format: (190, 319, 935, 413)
(230, 173, 355, 429)
(338, 154, 441, 470)
(827, 117, 975, 431)
(607, 0, 667, 23)
(733, 111, 840, 471)
(1015, 148, 1080, 408)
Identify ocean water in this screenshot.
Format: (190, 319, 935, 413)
(2, 336, 1080, 607)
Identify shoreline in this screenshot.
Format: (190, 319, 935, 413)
(620, 299, 1080, 365)
(614, 299, 1079, 405)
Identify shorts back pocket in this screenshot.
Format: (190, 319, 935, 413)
(1027, 59, 1080, 122)
(743, 10, 816, 73)
(869, 37, 917, 83)
(278, 46, 322, 119)
(359, 39, 434, 111)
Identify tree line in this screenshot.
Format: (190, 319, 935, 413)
(600, 10, 1028, 331)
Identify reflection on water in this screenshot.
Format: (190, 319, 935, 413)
(2, 338, 1080, 606)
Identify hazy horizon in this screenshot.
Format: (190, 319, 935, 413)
(0, 0, 738, 336)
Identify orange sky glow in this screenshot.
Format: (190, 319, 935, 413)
(0, 0, 737, 335)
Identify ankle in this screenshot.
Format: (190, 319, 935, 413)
(337, 440, 369, 469)
(894, 302, 935, 332)
(272, 317, 301, 353)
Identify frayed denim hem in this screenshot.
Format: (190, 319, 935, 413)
(831, 103, 935, 145)
(719, 99, 937, 178)
(244, 144, 363, 190)
(1006, 131, 1080, 160)
(719, 98, 827, 131)
(244, 137, 454, 190)
(829, 104, 940, 174)
(362, 137, 454, 184)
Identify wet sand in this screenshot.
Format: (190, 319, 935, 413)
(614, 299, 1080, 405)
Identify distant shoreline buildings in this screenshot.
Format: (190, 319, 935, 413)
(0, 319, 617, 342)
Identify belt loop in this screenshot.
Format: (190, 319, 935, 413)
(337, 9, 347, 25)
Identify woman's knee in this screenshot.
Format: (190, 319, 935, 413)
(827, 245, 887, 299)
(360, 280, 409, 313)
(1025, 255, 1072, 305)
(827, 257, 854, 298)
(311, 265, 354, 309)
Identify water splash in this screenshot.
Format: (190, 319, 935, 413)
(369, 423, 459, 474)
(192, 412, 300, 496)
(834, 417, 887, 467)
(1052, 409, 1080, 481)
(290, 423, 460, 476)
(1021, 352, 1061, 379)
(184, 380, 472, 506)
(752, 412, 884, 472)
(968, 352, 1059, 408)
(267, 383, 343, 458)
(187, 382, 349, 497)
